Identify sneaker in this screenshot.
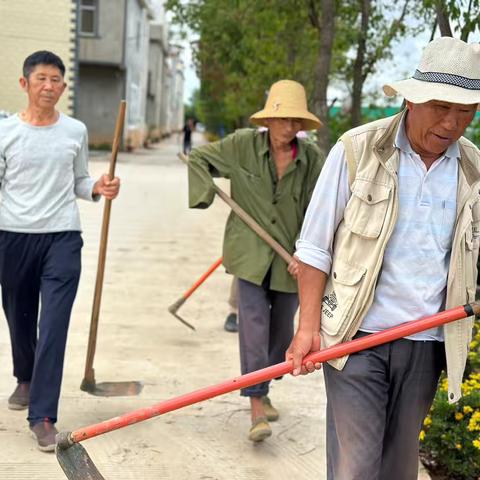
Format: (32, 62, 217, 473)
(30, 420, 58, 452)
(224, 313, 238, 333)
(262, 396, 279, 422)
(248, 416, 272, 442)
(8, 382, 29, 410)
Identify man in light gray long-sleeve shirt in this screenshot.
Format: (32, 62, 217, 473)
(0, 50, 120, 452)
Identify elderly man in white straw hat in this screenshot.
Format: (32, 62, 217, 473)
(188, 80, 324, 442)
(288, 36, 480, 479)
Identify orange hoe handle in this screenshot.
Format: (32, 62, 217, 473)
(58, 302, 479, 447)
(184, 256, 223, 298)
(168, 256, 223, 319)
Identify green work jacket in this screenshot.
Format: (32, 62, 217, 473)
(188, 128, 324, 293)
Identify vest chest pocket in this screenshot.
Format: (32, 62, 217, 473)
(344, 179, 392, 238)
(321, 260, 366, 337)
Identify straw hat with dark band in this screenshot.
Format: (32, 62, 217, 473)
(383, 37, 480, 108)
(250, 80, 322, 131)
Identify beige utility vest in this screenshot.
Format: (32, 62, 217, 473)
(321, 111, 480, 403)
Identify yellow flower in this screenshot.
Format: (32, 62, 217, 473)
(440, 378, 449, 392)
(464, 406, 474, 414)
(455, 443, 462, 450)
(423, 416, 432, 426)
(461, 373, 480, 396)
(419, 430, 425, 441)
(455, 412, 464, 421)
(468, 411, 480, 432)
(473, 439, 480, 450)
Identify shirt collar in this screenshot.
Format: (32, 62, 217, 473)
(394, 114, 461, 160)
(258, 129, 307, 164)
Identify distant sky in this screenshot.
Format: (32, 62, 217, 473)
(182, 40, 200, 103)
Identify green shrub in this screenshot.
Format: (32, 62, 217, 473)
(420, 321, 480, 479)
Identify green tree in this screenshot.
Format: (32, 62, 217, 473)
(423, 0, 480, 40)
(167, 0, 343, 154)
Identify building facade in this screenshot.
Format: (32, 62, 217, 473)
(0, 0, 76, 115)
(77, 0, 153, 148)
(0, 0, 185, 149)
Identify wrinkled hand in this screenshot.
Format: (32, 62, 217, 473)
(93, 174, 121, 200)
(287, 258, 299, 279)
(286, 329, 322, 376)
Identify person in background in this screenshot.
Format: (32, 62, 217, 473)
(183, 117, 195, 154)
(188, 80, 324, 442)
(224, 276, 239, 332)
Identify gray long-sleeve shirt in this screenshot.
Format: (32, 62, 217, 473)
(0, 113, 98, 233)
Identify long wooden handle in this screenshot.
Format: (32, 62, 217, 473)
(83, 100, 126, 385)
(63, 302, 479, 445)
(213, 185, 293, 264)
(179, 153, 293, 264)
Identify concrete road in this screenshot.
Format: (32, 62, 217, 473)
(0, 133, 327, 479)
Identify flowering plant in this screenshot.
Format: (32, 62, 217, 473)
(420, 322, 480, 479)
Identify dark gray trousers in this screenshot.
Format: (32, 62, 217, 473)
(324, 332, 445, 480)
(237, 275, 298, 397)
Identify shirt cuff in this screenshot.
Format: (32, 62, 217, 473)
(75, 178, 99, 202)
(295, 239, 332, 274)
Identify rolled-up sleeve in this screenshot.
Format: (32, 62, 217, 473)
(295, 142, 350, 274)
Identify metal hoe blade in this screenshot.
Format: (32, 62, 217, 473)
(168, 296, 196, 331)
(169, 309, 196, 331)
(56, 440, 105, 480)
(80, 379, 143, 397)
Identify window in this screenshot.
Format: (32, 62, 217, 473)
(79, 0, 98, 36)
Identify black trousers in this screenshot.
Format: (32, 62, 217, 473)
(237, 274, 298, 397)
(0, 231, 82, 425)
(324, 332, 445, 480)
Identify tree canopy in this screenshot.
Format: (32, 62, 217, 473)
(168, 0, 480, 153)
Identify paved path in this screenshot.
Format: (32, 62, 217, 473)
(0, 132, 327, 479)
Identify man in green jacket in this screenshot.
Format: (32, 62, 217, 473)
(188, 80, 324, 441)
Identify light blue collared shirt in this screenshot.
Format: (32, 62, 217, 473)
(296, 116, 460, 341)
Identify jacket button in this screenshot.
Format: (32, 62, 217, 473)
(333, 272, 337, 279)
(272, 199, 277, 205)
(271, 219, 276, 224)
(367, 194, 372, 202)
(450, 393, 454, 400)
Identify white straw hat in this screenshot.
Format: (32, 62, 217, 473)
(383, 37, 480, 108)
(250, 80, 322, 130)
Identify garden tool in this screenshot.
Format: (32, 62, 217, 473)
(171, 153, 293, 329)
(168, 256, 223, 330)
(80, 100, 142, 397)
(57, 302, 480, 479)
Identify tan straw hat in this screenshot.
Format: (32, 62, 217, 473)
(250, 80, 322, 130)
(383, 37, 480, 108)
